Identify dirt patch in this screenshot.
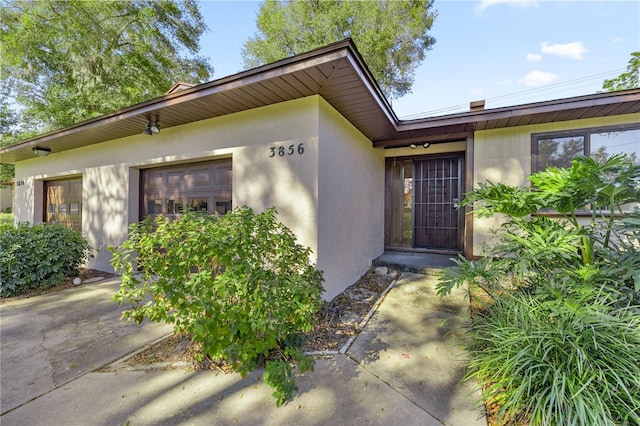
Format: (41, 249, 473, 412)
(108, 266, 400, 371)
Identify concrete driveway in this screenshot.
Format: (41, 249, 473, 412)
(0, 278, 172, 414)
(0, 273, 486, 425)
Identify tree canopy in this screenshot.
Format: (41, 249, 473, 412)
(603, 52, 640, 92)
(242, 0, 437, 100)
(1, 0, 213, 132)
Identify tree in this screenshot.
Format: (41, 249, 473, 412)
(603, 51, 640, 92)
(1, 0, 213, 131)
(242, 0, 437, 100)
(0, 95, 21, 188)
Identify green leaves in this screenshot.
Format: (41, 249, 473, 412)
(439, 155, 640, 423)
(110, 207, 324, 405)
(602, 51, 640, 92)
(1, 0, 213, 130)
(468, 295, 640, 425)
(0, 222, 92, 296)
(242, 0, 436, 100)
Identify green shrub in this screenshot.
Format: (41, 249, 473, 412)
(110, 207, 324, 406)
(437, 155, 640, 424)
(0, 222, 92, 296)
(468, 291, 640, 425)
(0, 213, 13, 232)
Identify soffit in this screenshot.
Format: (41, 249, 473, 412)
(377, 89, 640, 148)
(2, 38, 639, 163)
(0, 40, 397, 164)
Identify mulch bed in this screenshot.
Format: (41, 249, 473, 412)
(111, 266, 400, 372)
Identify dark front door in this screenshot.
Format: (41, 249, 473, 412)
(413, 156, 462, 250)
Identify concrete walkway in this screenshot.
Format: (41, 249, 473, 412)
(0, 273, 486, 425)
(0, 278, 173, 414)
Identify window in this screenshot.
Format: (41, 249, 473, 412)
(44, 178, 82, 232)
(533, 124, 640, 173)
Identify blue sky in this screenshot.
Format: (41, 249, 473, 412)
(198, 0, 640, 119)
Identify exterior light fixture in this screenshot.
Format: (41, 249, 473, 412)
(409, 143, 430, 149)
(143, 121, 160, 135)
(32, 147, 51, 157)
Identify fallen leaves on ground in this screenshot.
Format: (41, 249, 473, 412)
(114, 267, 399, 371)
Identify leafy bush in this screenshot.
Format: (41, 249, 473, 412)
(437, 155, 640, 424)
(110, 207, 324, 405)
(0, 213, 13, 232)
(1, 222, 92, 296)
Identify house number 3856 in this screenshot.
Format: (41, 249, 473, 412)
(269, 143, 304, 157)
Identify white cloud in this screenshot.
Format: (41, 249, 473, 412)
(526, 53, 543, 62)
(494, 79, 512, 86)
(612, 36, 624, 43)
(519, 70, 558, 87)
(478, 0, 538, 11)
(541, 41, 588, 60)
(471, 87, 484, 96)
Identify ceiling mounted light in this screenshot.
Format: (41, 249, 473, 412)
(409, 143, 417, 149)
(423, 142, 431, 149)
(32, 147, 51, 157)
(143, 121, 160, 135)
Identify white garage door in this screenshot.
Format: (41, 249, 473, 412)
(141, 160, 232, 219)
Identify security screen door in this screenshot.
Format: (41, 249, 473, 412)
(413, 156, 462, 250)
(385, 155, 463, 251)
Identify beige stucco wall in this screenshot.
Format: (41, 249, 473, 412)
(317, 98, 385, 300)
(13, 95, 383, 299)
(383, 142, 467, 159)
(472, 113, 640, 254)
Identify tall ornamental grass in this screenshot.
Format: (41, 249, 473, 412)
(468, 291, 640, 425)
(437, 155, 640, 424)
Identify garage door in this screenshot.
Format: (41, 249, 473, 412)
(45, 178, 82, 232)
(142, 160, 232, 219)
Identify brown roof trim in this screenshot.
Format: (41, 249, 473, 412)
(398, 89, 640, 131)
(1, 37, 639, 162)
(1, 39, 399, 163)
(374, 88, 640, 148)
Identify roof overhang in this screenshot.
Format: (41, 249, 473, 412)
(1, 38, 639, 163)
(0, 39, 396, 164)
(378, 88, 640, 148)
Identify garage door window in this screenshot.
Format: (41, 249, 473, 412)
(45, 178, 82, 232)
(142, 160, 232, 219)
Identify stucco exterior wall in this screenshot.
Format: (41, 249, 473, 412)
(316, 98, 385, 300)
(12, 95, 383, 299)
(13, 97, 321, 272)
(472, 113, 640, 255)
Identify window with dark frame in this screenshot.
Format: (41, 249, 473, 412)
(532, 124, 640, 173)
(532, 123, 640, 213)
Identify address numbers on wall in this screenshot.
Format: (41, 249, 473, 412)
(269, 143, 304, 158)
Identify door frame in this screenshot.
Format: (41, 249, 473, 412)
(384, 150, 471, 256)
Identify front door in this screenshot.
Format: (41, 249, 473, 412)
(414, 156, 462, 250)
(385, 155, 463, 251)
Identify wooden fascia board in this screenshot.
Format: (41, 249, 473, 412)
(0, 47, 354, 164)
(395, 91, 640, 133)
(343, 50, 398, 125)
(374, 132, 473, 148)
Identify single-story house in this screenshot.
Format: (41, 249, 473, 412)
(1, 39, 639, 299)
